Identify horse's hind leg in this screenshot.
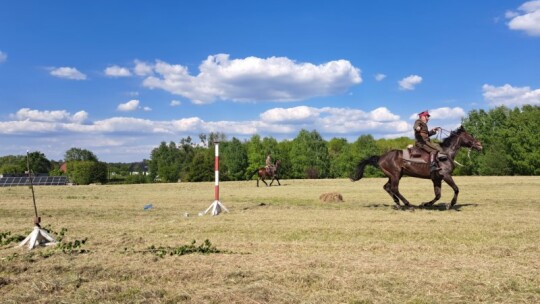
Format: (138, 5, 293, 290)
(421, 178, 442, 207)
(383, 180, 400, 206)
(261, 177, 269, 187)
(388, 176, 414, 209)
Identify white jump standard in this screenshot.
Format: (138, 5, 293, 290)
(203, 142, 229, 216)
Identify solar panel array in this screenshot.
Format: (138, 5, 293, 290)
(0, 176, 68, 187)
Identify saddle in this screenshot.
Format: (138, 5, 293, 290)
(402, 145, 447, 164)
(402, 146, 428, 163)
(265, 165, 275, 175)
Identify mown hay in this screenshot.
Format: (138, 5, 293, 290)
(319, 192, 344, 203)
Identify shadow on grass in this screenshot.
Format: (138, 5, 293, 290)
(419, 202, 480, 211)
(364, 202, 480, 211)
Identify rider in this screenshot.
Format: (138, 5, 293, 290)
(265, 153, 274, 175)
(413, 110, 442, 172)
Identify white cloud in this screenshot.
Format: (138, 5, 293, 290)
(117, 100, 140, 112)
(50, 67, 87, 80)
(482, 83, 540, 106)
(506, 0, 540, 36)
(259, 106, 408, 134)
(105, 65, 132, 77)
(71, 111, 89, 123)
(260, 106, 319, 123)
(134, 60, 153, 76)
(398, 75, 422, 90)
(170, 100, 182, 107)
(143, 106, 152, 112)
(369, 107, 400, 121)
(0, 51, 7, 63)
(375, 73, 386, 81)
(10, 108, 88, 123)
(139, 54, 362, 104)
(408, 107, 466, 120)
(4, 106, 409, 138)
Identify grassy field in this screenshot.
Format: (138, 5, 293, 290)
(1, 176, 539, 303)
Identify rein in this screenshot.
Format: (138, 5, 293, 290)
(437, 128, 452, 141)
(437, 127, 472, 167)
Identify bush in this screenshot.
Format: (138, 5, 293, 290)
(67, 161, 107, 185)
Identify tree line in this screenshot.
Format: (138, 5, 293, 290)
(1, 105, 538, 184)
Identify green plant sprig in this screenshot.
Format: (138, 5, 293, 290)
(135, 239, 222, 258)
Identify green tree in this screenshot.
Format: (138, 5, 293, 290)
(0, 155, 25, 175)
(64, 147, 98, 162)
(276, 139, 293, 179)
(461, 105, 539, 175)
(245, 135, 265, 178)
(376, 137, 414, 154)
(289, 129, 330, 178)
(149, 142, 182, 182)
(477, 141, 511, 175)
(178, 136, 197, 181)
(0, 152, 51, 175)
(27, 151, 51, 174)
(353, 135, 381, 177)
(222, 137, 248, 181)
(504, 105, 540, 175)
(187, 148, 214, 182)
(328, 138, 350, 178)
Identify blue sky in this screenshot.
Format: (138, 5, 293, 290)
(1, 1, 539, 162)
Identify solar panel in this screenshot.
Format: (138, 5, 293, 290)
(0, 176, 68, 187)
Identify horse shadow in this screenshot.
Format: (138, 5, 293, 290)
(364, 202, 479, 211)
(418, 202, 479, 211)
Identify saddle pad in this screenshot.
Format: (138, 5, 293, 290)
(402, 149, 427, 164)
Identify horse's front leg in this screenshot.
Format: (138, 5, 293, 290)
(442, 175, 459, 209)
(421, 178, 442, 207)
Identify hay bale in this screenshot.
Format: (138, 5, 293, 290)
(319, 192, 344, 203)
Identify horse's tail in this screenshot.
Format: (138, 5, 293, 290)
(350, 156, 380, 181)
(249, 168, 260, 180)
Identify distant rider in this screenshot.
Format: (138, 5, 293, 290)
(265, 154, 274, 175)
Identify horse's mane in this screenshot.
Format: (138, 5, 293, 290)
(440, 126, 465, 148)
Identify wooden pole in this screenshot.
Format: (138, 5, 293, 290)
(26, 151, 40, 225)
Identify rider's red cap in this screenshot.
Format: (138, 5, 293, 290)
(418, 110, 430, 117)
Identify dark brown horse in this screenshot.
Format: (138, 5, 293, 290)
(351, 126, 483, 209)
(251, 160, 281, 187)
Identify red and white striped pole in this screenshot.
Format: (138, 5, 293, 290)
(214, 143, 220, 202)
(203, 141, 229, 216)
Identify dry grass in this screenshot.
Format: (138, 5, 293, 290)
(319, 192, 344, 203)
(1, 176, 539, 303)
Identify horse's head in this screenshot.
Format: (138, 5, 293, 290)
(455, 126, 483, 151)
(274, 159, 281, 168)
